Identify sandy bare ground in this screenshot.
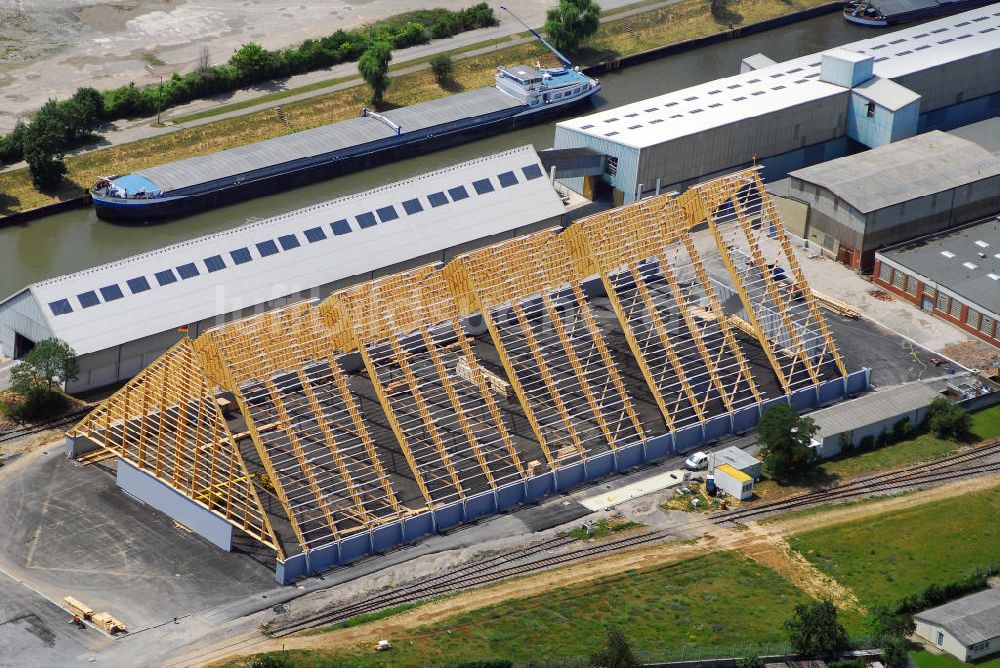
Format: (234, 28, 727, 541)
(0, 0, 557, 133)
(197, 474, 1000, 666)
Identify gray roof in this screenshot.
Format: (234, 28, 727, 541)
(948, 117, 1000, 156)
(915, 588, 1000, 646)
(135, 87, 522, 192)
(851, 76, 920, 111)
(876, 0, 937, 14)
(22, 145, 565, 355)
(809, 381, 940, 438)
(789, 131, 1000, 214)
(879, 218, 1000, 317)
(710, 446, 761, 471)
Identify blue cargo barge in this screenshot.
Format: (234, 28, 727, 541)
(92, 10, 601, 224)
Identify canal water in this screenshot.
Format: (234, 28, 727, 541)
(0, 13, 872, 299)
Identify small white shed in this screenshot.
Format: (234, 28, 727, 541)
(714, 464, 753, 500)
(709, 446, 762, 481)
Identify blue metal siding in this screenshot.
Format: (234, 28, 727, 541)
(554, 126, 640, 201)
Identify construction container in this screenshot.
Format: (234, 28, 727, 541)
(714, 464, 753, 500)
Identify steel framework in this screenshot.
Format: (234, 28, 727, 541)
(68, 167, 846, 560)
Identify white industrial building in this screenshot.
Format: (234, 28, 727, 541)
(806, 380, 940, 458)
(0, 146, 567, 392)
(915, 588, 1000, 662)
(553, 5, 1000, 204)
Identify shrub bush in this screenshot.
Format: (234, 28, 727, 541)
(893, 564, 1000, 615)
(430, 53, 455, 81)
(858, 434, 875, 451)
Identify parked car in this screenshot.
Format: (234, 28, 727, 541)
(684, 451, 709, 470)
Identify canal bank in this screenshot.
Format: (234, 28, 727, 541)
(0, 11, 875, 300)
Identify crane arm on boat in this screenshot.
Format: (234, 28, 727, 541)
(499, 5, 574, 68)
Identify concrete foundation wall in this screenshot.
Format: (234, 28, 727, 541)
(116, 458, 234, 552)
(274, 368, 871, 584)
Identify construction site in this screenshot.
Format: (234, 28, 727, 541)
(66, 168, 868, 583)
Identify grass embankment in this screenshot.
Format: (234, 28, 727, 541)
(752, 404, 1000, 502)
(913, 651, 1000, 668)
(0, 0, 833, 215)
(566, 517, 643, 539)
(787, 483, 1000, 607)
(246, 551, 835, 667)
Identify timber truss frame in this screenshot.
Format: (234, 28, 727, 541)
(194, 303, 402, 554)
(68, 339, 282, 555)
(443, 230, 647, 468)
(677, 167, 847, 393)
(564, 194, 763, 431)
(321, 266, 526, 508)
(69, 167, 847, 561)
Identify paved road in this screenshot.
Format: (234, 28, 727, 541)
(0, 0, 675, 174)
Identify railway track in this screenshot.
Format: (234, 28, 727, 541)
(269, 528, 673, 637)
(195, 437, 1000, 646)
(0, 407, 92, 445)
(711, 441, 1000, 524)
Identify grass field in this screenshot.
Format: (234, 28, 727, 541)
(912, 651, 1000, 668)
(0, 0, 833, 214)
(971, 404, 1000, 440)
(787, 483, 1000, 607)
(247, 550, 846, 667)
(752, 432, 962, 501)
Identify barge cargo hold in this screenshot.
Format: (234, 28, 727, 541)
(92, 6, 601, 224)
(843, 0, 997, 25)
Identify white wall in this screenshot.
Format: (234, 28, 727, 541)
(0, 289, 54, 359)
(818, 404, 929, 458)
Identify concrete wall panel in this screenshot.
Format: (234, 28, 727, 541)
(496, 481, 525, 511)
(615, 441, 645, 470)
(555, 461, 586, 490)
(673, 423, 704, 453)
(464, 491, 497, 522)
(433, 502, 464, 532)
(117, 459, 233, 552)
(525, 471, 555, 502)
(644, 433, 674, 460)
(586, 450, 616, 479)
(733, 405, 760, 433)
(704, 413, 732, 442)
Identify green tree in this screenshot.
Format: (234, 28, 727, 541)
(228, 42, 277, 82)
(738, 654, 766, 668)
(245, 654, 293, 668)
(10, 338, 79, 392)
(589, 627, 638, 668)
(926, 396, 970, 441)
(0, 119, 28, 164)
(23, 100, 69, 190)
(358, 39, 393, 106)
(430, 53, 454, 83)
(68, 87, 106, 135)
(864, 605, 915, 640)
(785, 599, 849, 659)
(544, 0, 602, 54)
(880, 635, 910, 668)
(758, 403, 818, 481)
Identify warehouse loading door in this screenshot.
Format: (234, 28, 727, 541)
(13, 332, 35, 359)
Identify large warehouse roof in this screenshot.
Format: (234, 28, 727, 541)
(878, 218, 1000, 317)
(788, 131, 1000, 213)
(134, 88, 522, 192)
(809, 380, 940, 438)
(23, 145, 564, 355)
(555, 5, 1000, 149)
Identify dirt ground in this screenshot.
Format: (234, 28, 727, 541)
(203, 474, 1000, 665)
(0, 0, 555, 133)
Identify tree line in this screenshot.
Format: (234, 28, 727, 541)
(0, 4, 497, 187)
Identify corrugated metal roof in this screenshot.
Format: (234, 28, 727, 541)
(135, 88, 523, 192)
(789, 131, 1000, 213)
(710, 446, 761, 472)
(851, 76, 921, 111)
(556, 5, 1000, 149)
(808, 381, 940, 437)
(878, 218, 1000, 316)
(949, 117, 1000, 156)
(25, 145, 564, 355)
(915, 588, 1000, 646)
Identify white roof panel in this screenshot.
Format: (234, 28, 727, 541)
(557, 4, 1000, 149)
(28, 145, 565, 355)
